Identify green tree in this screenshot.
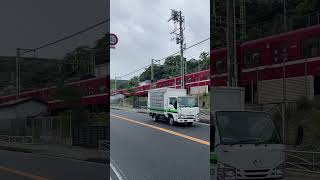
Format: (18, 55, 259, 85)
(55, 84, 88, 127)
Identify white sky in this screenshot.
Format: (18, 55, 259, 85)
(110, 0, 210, 80)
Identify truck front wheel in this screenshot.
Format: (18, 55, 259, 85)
(152, 114, 158, 122)
(169, 116, 175, 126)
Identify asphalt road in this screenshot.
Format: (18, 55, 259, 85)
(0, 149, 108, 180)
(110, 109, 210, 180)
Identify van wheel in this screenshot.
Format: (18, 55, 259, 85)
(152, 114, 158, 122)
(169, 116, 175, 126)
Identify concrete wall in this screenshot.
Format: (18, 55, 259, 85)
(0, 101, 47, 135)
(110, 94, 125, 104)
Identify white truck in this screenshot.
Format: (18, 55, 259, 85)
(210, 86, 285, 180)
(147, 87, 199, 126)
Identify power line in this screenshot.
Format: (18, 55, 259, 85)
(156, 37, 210, 62)
(117, 37, 210, 79)
(20, 19, 110, 56)
(118, 64, 151, 79)
(185, 49, 210, 60)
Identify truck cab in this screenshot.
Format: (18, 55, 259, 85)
(167, 96, 200, 125)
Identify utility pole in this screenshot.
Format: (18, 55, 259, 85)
(90, 50, 95, 75)
(16, 48, 35, 99)
(283, 0, 288, 32)
(179, 11, 185, 89)
(169, 9, 186, 89)
(15, 48, 20, 100)
(226, 0, 237, 87)
(240, 0, 246, 41)
(184, 57, 187, 76)
(151, 59, 154, 88)
(198, 60, 200, 107)
(282, 54, 286, 143)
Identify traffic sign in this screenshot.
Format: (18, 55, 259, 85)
(110, 33, 118, 46)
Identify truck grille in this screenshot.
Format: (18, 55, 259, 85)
(183, 115, 194, 119)
(236, 168, 282, 179)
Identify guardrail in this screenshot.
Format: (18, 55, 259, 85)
(0, 135, 33, 144)
(285, 150, 320, 173)
(98, 140, 110, 152)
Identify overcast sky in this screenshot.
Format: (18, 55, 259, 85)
(111, 0, 209, 80)
(0, 0, 108, 59)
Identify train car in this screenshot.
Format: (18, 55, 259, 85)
(210, 46, 241, 86)
(185, 70, 210, 89)
(0, 75, 109, 112)
(210, 25, 320, 103)
(156, 78, 177, 89)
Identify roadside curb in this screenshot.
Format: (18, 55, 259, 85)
(0, 144, 32, 154)
(111, 106, 210, 124)
(0, 144, 109, 164)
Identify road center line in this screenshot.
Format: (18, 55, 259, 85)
(111, 114, 209, 146)
(0, 166, 49, 180)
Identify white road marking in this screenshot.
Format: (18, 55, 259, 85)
(110, 158, 128, 180)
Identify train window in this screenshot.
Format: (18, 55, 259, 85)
(244, 51, 260, 68)
(216, 60, 226, 73)
(302, 37, 320, 58)
(186, 77, 192, 83)
(272, 45, 288, 63)
(99, 86, 105, 93)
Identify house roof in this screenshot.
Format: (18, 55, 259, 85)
(0, 97, 47, 108)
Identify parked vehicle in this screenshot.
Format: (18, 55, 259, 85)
(210, 87, 284, 180)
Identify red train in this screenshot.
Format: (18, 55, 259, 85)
(211, 24, 320, 102)
(0, 76, 109, 112)
(112, 70, 210, 96)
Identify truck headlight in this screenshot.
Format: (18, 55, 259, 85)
(274, 163, 284, 176)
(217, 162, 236, 180)
(179, 114, 186, 118)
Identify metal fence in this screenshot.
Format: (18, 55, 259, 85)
(285, 150, 320, 174)
(72, 126, 109, 148)
(98, 140, 110, 152)
(0, 116, 72, 145)
(0, 135, 33, 144)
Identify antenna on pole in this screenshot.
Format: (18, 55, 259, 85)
(169, 9, 186, 89)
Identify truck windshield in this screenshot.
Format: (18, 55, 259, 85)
(216, 111, 281, 145)
(177, 97, 197, 107)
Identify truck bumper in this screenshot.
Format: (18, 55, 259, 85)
(176, 118, 197, 123)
